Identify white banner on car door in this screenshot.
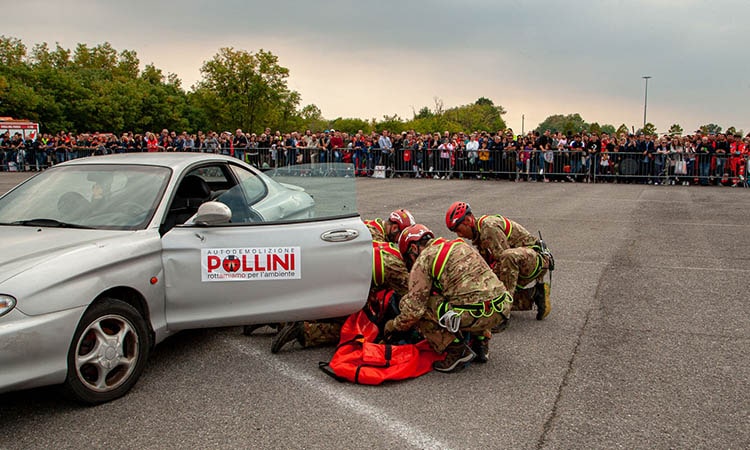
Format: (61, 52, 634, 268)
(201, 247, 301, 281)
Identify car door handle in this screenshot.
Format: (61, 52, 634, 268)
(321, 229, 360, 242)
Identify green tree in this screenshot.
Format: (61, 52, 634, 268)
(413, 106, 433, 120)
(329, 117, 370, 135)
(374, 114, 406, 134)
(641, 123, 657, 135)
(442, 100, 506, 132)
(537, 113, 587, 135)
(699, 123, 722, 134)
(195, 47, 299, 133)
(668, 124, 683, 136)
(0, 35, 26, 67)
(297, 104, 329, 133)
(474, 97, 494, 107)
(29, 42, 72, 69)
(115, 50, 140, 80)
(616, 124, 630, 136)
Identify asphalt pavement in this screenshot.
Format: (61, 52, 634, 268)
(0, 171, 748, 449)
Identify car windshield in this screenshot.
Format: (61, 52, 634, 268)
(0, 164, 171, 230)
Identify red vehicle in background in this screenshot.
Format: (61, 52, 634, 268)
(0, 117, 39, 142)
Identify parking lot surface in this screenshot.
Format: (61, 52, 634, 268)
(1, 172, 748, 449)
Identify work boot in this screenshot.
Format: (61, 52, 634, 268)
(433, 342, 476, 373)
(242, 323, 280, 336)
(271, 322, 304, 353)
(471, 337, 490, 363)
(534, 282, 551, 320)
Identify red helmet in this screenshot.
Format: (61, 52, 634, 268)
(398, 224, 434, 257)
(388, 209, 416, 232)
(445, 201, 471, 231)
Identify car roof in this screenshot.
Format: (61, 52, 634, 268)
(58, 153, 241, 173)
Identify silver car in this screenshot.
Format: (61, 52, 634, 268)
(0, 154, 372, 404)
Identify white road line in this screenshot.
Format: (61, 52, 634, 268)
(225, 337, 453, 450)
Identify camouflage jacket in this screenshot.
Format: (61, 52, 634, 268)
(472, 214, 537, 266)
(371, 240, 409, 297)
(393, 238, 506, 331)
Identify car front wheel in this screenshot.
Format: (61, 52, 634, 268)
(64, 298, 150, 405)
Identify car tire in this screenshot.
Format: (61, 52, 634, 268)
(64, 298, 150, 405)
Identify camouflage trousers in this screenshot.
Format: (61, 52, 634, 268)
(301, 317, 347, 347)
(417, 293, 510, 353)
(300, 289, 392, 347)
(497, 247, 549, 311)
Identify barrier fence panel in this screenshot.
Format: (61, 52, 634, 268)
(1, 145, 747, 187)
(380, 149, 749, 187)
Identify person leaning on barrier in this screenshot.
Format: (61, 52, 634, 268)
(383, 224, 512, 372)
(363, 208, 416, 243)
(445, 201, 553, 322)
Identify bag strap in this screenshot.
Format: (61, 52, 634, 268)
(354, 344, 393, 384)
(318, 334, 366, 382)
(318, 361, 347, 382)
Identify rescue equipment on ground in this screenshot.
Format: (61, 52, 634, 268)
(319, 290, 444, 385)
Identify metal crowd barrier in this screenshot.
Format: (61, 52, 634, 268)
(380, 149, 750, 186)
(2, 146, 748, 188)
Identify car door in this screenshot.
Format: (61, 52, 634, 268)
(160, 162, 372, 330)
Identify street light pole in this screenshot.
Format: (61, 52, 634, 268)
(642, 76, 651, 130)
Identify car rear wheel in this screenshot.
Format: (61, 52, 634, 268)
(64, 298, 150, 405)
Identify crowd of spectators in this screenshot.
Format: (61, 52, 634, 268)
(2, 127, 749, 187)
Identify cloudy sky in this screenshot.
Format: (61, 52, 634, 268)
(4, 0, 750, 134)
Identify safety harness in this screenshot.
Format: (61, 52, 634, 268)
(478, 214, 552, 283)
(372, 241, 403, 287)
(437, 292, 513, 320)
(477, 214, 513, 239)
(518, 233, 555, 289)
(519, 253, 545, 280)
(429, 237, 512, 332)
(430, 237, 463, 292)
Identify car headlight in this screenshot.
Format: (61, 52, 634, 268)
(0, 295, 16, 317)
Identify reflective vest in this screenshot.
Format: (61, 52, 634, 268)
(477, 214, 513, 239)
(372, 241, 402, 287)
(364, 218, 385, 238)
(429, 237, 464, 292)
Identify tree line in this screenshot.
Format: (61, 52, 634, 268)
(0, 36, 740, 137)
(0, 36, 506, 136)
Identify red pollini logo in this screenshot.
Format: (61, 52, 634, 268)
(222, 255, 241, 272)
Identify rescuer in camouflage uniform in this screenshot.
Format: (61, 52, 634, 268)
(364, 208, 416, 243)
(384, 224, 511, 372)
(445, 201, 553, 320)
(271, 240, 410, 352)
(245, 209, 415, 339)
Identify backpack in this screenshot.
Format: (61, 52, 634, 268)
(319, 290, 444, 385)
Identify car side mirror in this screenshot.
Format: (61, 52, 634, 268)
(194, 201, 232, 225)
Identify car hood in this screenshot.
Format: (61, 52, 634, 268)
(0, 227, 127, 284)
